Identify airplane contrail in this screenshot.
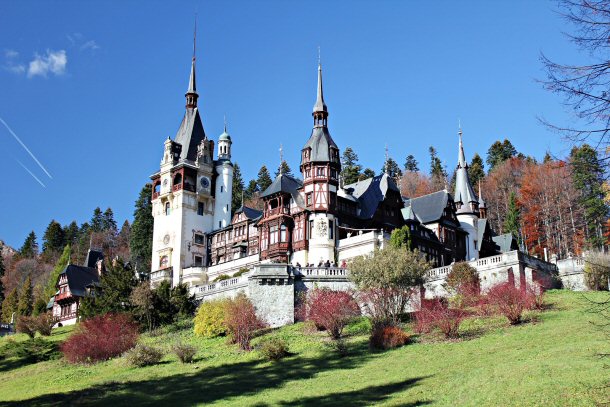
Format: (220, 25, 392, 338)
(16, 159, 46, 188)
(0, 116, 53, 179)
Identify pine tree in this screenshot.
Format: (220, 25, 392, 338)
(17, 275, 33, 317)
(429, 146, 447, 190)
(570, 144, 608, 248)
(341, 147, 362, 185)
(404, 154, 419, 172)
(63, 221, 80, 247)
(91, 207, 104, 232)
(1, 288, 17, 323)
(80, 258, 136, 318)
(381, 157, 402, 181)
(102, 208, 118, 232)
(543, 151, 553, 163)
(275, 160, 293, 177)
(44, 245, 71, 301)
(130, 184, 154, 273)
(257, 166, 273, 192)
(486, 139, 518, 171)
(19, 231, 38, 258)
(360, 168, 376, 181)
(232, 163, 245, 213)
(504, 191, 521, 245)
(468, 153, 485, 189)
(244, 179, 258, 201)
(75, 222, 92, 265)
(0, 247, 5, 305)
(42, 220, 65, 257)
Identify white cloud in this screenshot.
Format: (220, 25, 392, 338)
(4, 49, 19, 59)
(80, 40, 100, 51)
(27, 49, 67, 78)
(3, 49, 25, 74)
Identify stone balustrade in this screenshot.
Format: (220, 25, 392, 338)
(150, 267, 172, 284)
(295, 267, 349, 278)
(191, 274, 250, 299)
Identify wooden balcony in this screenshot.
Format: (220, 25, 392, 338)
(55, 292, 73, 302)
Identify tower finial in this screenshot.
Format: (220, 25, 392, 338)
(193, 14, 197, 60)
(318, 46, 321, 66)
(312, 50, 328, 126)
(224, 114, 227, 133)
(279, 143, 284, 175)
(185, 16, 198, 108)
(384, 144, 389, 174)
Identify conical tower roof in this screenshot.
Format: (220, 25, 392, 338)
(453, 127, 478, 214)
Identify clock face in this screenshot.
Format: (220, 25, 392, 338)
(200, 177, 210, 189)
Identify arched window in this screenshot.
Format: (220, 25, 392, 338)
(165, 202, 170, 215)
(153, 182, 161, 194)
(160, 255, 169, 269)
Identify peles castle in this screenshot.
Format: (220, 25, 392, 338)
(147, 42, 560, 326)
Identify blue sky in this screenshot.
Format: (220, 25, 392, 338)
(0, 1, 583, 249)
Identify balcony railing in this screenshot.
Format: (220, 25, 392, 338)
(293, 267, 348, 278)
(55, 292, 72, 302)
(150, 267, 172, 282)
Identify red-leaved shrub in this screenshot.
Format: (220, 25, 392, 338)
(370, 325, 410, 349)
(306, 289, 361, 339)
(224, 294, 267, 350)
(486, 283, 528, 324)
(415, 298, 465, 338)
(61, 313, 139, 364)
(526, 282, 545, 310)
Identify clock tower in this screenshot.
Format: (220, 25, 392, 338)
(150, 35, 227, 287)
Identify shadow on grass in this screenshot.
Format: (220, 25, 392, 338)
(0, 339, 60, 373)
(0, 342, 432, 406)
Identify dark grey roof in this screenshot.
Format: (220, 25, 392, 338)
(235, 205, 263, 220)
(84, 249, 104, 268)
(477, 218, 488, 244)
(60, 265, 100, 298)
(174, 108, 207, 162)
(492, 233, 517, 253)
(302, 126, 338, 162)
(260, 174, 305, 208)
(404, 190, 450, 224)
(401, 206, 421, 223)
(313, 64, 327, 113)
(343, 173, 400, 219)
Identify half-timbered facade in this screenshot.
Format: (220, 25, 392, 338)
(50, 250, 103, 326)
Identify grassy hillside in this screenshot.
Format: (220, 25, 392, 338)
(0, 290, 607, 406)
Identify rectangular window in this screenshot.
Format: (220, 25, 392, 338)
(194, 233, 204, 245)
(197, 202, 204, 216)
(220, 186, 224, 193)
(316, 167, 325, 176)
(309, 220, 314, 239)
(306, 192, 312, 206)
(194, 255, 203, 267)
(329, 220, 334, 239)
(219, 221, 222, 228)
(269, 225, 278, 244)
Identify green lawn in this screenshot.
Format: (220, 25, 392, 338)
(0, 290, 607, 406)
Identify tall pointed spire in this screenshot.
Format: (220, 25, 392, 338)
(453, 125, 478, 213)
(458, 125, 467, 169)
(185, 18, 198, 109)
(312, 49, 328, 127)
